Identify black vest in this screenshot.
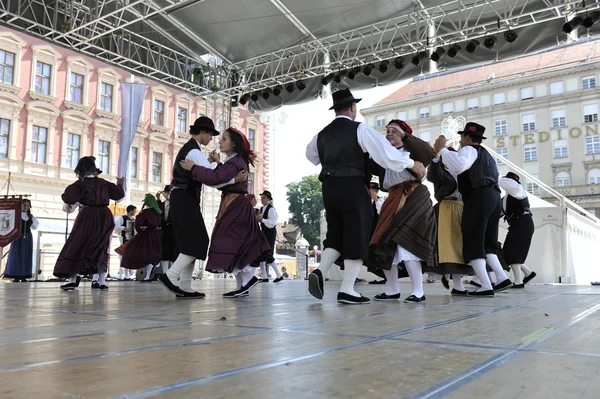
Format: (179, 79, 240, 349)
(121, 215, 132, 241)
(171, 139, 203, 200)
(457, 145, 499, 199)
(21, 213, 33, 237)
(316, 118, 369, 183)
(505, 195, 531, 224)
(261, 204, 276, 233)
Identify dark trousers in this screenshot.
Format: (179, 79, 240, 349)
(461, 187, 501, 263)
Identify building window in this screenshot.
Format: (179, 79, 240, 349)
(34, 61, 51, 95)
(153, 100, 165, 126)
(524, 145, 538, 162)
(248, 128, 255, 150)
(152, 152, 162, 183)
(493, 92, 505, 105)
(494, 119, 507, 136)
(467, 97, 479, 110)
(0, 50, 15, 85)
(550, 81, 564, 95)
(420, 131, 431, 144)
(551, 109, 566, 127)
(583, 104, 599, 123)
(526, 182, 540, 196)
(248, 172, 254, 195)
(582, 76, 596, 90)
(496, 147, 508, 164)
(98, 140, 110, 174)
(99, 83, 113, 113)
(31, 125, 47, 163)
(397, 111, 407, 120)
(442, 102, 453, 114)
(69, 72, 84, 104)
(177, 107, 187, 133)
(376, 115, 386, 127)
(520, 87, 534, 100)
(553, 140, 568, 158)
(0, 118, 9, 158)
(586, 136, 600, 154)
(66, 133, 80, 169)
(522, 114, 536, 132)
(588, 169, 600, 184)
(555, 171, 570, 187)
(130, 147, 138, 179)
(419, 107, 430, 119)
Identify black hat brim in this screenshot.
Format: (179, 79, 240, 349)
(189, 125, 220, 136)
(329, 98, 362, 110)
(458, 130, 487, 140)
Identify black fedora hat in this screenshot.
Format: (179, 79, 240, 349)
(458, 122, 487, 140)
(504, 172, 520, 184)
(329, 88, 362, 110)
(260, 190, 273, 200)
(190, 116, 219, 136)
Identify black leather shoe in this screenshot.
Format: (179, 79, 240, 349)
(91, 281, 100, 289)
(308, 269, 324, 300)
(368, 280, 386, 285)
(451, 289, 469, 296)
(337, 292, 370, 304)
(493, 279, 513, 292)
(259, 278, 269, 283)
(467, 289, 494, 297)
(238, 276, 259, 295)
(273, 277, 284, 283)
(223, 290, 239, 298)
(404, 295, 426, 303)
(74, 276, 82, 287)
(441, 275, 450, 290)
(176, 291, 205, 299)
(100, 285, 109, 291)
(157, 274, 185, 296)
(511, 283, 525, 289)
(374, 293, 401, 301)
(60, 283, 77, 291)
(468, 280, 482, 288)
(523, 271, 537, 284)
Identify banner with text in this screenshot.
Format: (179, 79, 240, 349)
(0, 197, 22, 247)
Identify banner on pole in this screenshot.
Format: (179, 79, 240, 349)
(0, 197, 22, 247)
(118, 82, 147, 195)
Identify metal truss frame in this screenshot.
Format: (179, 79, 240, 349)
(0, 0, 595, 99)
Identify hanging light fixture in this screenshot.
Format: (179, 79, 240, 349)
(261, 89, 271, 100)
(504, 29, 518, 43)
(447, 44, 461, 58)
(285, 83, 295, 93)
(378, 60, 390, 73)
(296, 80, 306, 91)
(430, 47, 446, 62)
(239, 93, 250, 105)
(483, 36, 497, 49)
(393, 57, 405, 69)
(363, 64, 375, 76)
(250, 92, 259, 102)
(272, 85, 282, 96)
(583, 11, 600, 28)
(411, 51, 427, 66)
(465, 39, 480, 53)
(562, 16, 583, 33)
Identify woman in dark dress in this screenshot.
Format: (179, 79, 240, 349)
(180, 127, 271, 298)
(121, 194, 163, 281)
(5, 199, 38, 282)
(54, 156, 125, 291)
(157, 185, 178, 276)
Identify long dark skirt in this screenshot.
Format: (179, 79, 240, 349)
(53, 207, 114, 277)
(206, 193, 271, 274)
(5, 232, 34, 279)
(503, 214, 534, 265)
(121, 228, 162, 269)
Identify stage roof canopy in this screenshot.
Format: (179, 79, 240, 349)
(3, 0, 600, 110)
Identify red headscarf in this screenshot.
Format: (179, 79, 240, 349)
(226, 127, 256, 167)
(387, 119, 413, 135)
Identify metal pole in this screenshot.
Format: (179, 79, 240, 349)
(35, 232, 42, 282)
(6, 172, 10, 195)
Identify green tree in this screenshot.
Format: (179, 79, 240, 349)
(286, 175, 323, 247)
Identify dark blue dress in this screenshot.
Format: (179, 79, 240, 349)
(5, 213, 37, 279)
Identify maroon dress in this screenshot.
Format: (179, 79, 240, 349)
(120, 209, 163, 269)
(190, 155, 271, 274)
(53, 178, 125, 277)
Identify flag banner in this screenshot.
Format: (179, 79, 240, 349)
(0, 197, 22, 247)
(118, 82, 147, 194)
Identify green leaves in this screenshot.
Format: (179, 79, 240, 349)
(286, 175, 323, 247)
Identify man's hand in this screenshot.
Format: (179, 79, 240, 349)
(433, 135, 447, 154)
(256, 214, 263, 222)
(234, 170, 248, 183)
(411, 161, 426, 179)
(116, 177, 125, 186)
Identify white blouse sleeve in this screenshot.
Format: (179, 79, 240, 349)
(186, 149, 235, 188)
(357, 123, 414, 172)
(31, 215, 39, 230)
(498, 177, 527, 200)
(262, 206, 278, 229)
(439, 146, 478, 175)
(306, 134, 320, 166)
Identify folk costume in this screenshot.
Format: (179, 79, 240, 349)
(54, 156, 125, 291)
(498, 172, 536, 288)
(157, 185, 178, 275)
(428, 148, 472, 295)
(368, 120, 437, 303)
(5, 200, 38, 281)
(115, 207, 136, 280)
(438, 122, 512, 296)
(306, 89, 417, 305)
(257, 190, 283, 283)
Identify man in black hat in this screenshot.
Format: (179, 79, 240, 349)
(498, 172, 536, 288)
(434, 122, 512, 297)
(158, 116, 245, 298)
(257, 190, 283, 283)
(306, 88, 425, 304)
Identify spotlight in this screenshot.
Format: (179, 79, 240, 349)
(393, 57, 405, 69)
(250, 92, 259, 102)
(447, 44, 461, 58)
(411, 51, 427, 66)
(320, 76, 328, 85)
(273, 85, 282, 96)
(378, 60, 390, 73)
(430, 47, 446, 62)
(363, 64, 374, 76)
(504, 29, 518, 43)
(285, 83, 295, 93)
(333, 74, 341, 83)
(296, 80, 306, 91)
(563, 16, 583, 33)
(353, 66, 362, 74)
(465, 39, 480, 53)
(483, 36, 497, 49)
(239, 93, 250, 106)
(261, 89, 271, 100)
(347, 69, 356, 80)
(583, 11, 600, 28)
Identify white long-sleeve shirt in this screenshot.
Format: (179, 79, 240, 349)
(306, 116, 415, 172)
(186, 140, 236, 189)
(382, 148, 417, 190)
(260, 205, 278, 229)
(499, 177, 528, 213)
(439, 146, 478, 175)
(21, 213, 39, 230)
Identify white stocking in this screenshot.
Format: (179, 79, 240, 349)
(92, 274, 99, 282)
(240, 267, 254, 286)
(511, 264, 524, 285)
(383, 267, 400, 295)
(98, 272, 107, 286)
(235, 273, 243, 290)
(269, 262, 282, 279)
(69, 274, 78, 283)
(144, 265, 154, 280)
(404, 261, 424, 297)
(318, 248, 342, 279)
(521, 264, 533, 276)
(485, 254, 509, 282)
(488, 272, 497, 285)
(160, 260, 170, 272)
(339, 259, 362, 297)
(260, 262, 268, 279)
(167, 254, 196, 292)
(452, 274, 466, 291)
(470, 258, 493, 291)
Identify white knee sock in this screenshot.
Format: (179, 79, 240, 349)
(511, 264, 524, 285)
(486, 254, 509, 282)
(339, 259, 362, 297)
(521, 264, 533, 276)
(383, 267, 400, 295)
(318, 248, 342, 279)
(124, 269, 131, 279)
(488, 272, 497, 285)
(240, 267, 254, 286)
(471, 275, 480, 284)
(178, 264, 195, 292)
(269, 263, 282, 279)
(160, 260, 170, 272)
(452, 274, 466, 291)
(98, 272, 107, 285)
(260, 262, 268, 279)
(235, 273, 243, 290)
(167, 254, 196, 292)
(470, 258, 493, 291)
(92, 274, 99, 282)
(404, 261, 424, 297)
(69, 274, 77, 283)
(145, 265, 154, 280)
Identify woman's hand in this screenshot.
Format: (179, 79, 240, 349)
(234, 170, 248, 183)
(139, 226, 148, 231)
(410, 161, 426, 179)
(180, 159, 195, 171)
(208, 150, 220, 163)
(116, 177, 125, 186)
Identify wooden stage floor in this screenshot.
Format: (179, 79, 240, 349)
(1, 280, 599, 399)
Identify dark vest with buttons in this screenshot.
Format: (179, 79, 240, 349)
(171, 138, 203, 201)
(457, 145, 499, 200)
(261, 204, 277, 247)
(316, 118, 370, 183)
(505, 195, 531, 225)
(21, 213, 33, 237)
(120, 215, 132, 241)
